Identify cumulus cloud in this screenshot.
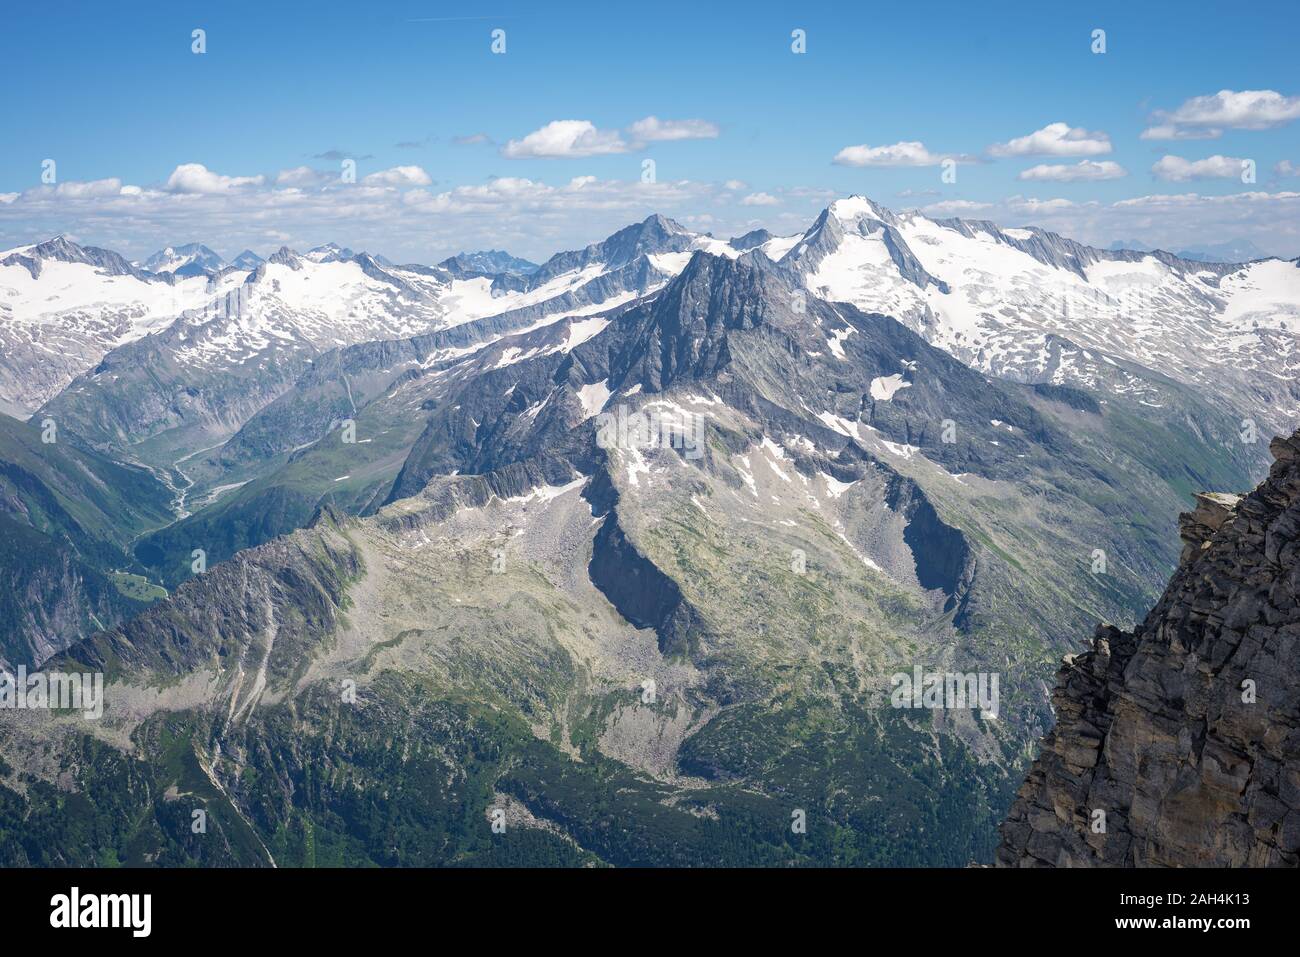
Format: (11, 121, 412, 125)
(988, 122, 1112, 157)
(1143, 89, 1300, 140)
(501, 120, 629, 158)
(1018, 160, 1127, 182)
(625, 116, 720, 142)
(50, 178, 125, 198)
(832, 141, 951, 167)
(740, 192, 779, 206)
(165, 163, 265, 194)
(1275, 160, 1299, 177)
(362, 165, 433, 187)
(500, 116, 719, 159)
(1152, 155, 1249, 181)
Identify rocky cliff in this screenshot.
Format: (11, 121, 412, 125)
(997, 431, 1300, 867)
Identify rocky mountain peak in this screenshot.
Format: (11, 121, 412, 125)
(231, 249, 265, 269)
(596, 213, 692, 265)
(142, 242, 226, 275)
(3, 235, 145, 280)
(437, 249, 538, 278)
(791, 197, 949, 293)
(997, 428, 1300, 867)
(306, 242, 355, 263)
(266, 246, 304, 268)
(655, 247, 797, 331)
(727, 228, 772, 252)
(32, 235, 83, 257)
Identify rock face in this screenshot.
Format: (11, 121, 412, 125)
(997, 431, 1300, 867)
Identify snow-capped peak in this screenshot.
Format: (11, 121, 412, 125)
(789, 194, 1300, 432)
(7, 201, 1300, 437)
(827, 195, 892, 224)
(305, 243, 355, 264)
(142, 243, 226, 276)
(438, 249, 539, 278)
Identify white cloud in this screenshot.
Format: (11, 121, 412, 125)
(1018, 160, 1127, 182)
(626, 116, 719, 142)
(362, 165, 433, 187)
(740, 192, 779, 206)
(977, 190, 1300, 258)
(988, 122, 1111, 157)
(1139, 124, 1221, 142)
(1275, 160, 1299, 177)
(1143, 89, 1300, 140)
(52, 178, 126, 198)
(921, 199, 992, 216)
(723, 179, 748, 191)
(1004, 196, 1079, 213)
(1112, 190, 1300, 208)
(5, 160, 1297, 267)
(832, 141, 949, 167)
(1152, 155, 1249, 181)
(0, 169, 756, 262)
(276, 166, 331, 187)
(501, 120, 629, 158)
(501, 116, 720, 158)
(165, 163, 265, 194)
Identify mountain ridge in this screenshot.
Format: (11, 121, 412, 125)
(998, 429, 1300, 866)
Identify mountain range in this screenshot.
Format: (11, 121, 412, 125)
(139, 243, 228, 277)
(1108, 237, 1274, 264)
(1, 196, 1298, 865)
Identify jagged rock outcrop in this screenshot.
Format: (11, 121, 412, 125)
(997, 431, 1300, 867)
(1179, 492, 1243, 564)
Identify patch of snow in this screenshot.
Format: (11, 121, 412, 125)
(821, 473, 857, 498)
(564, 316, 609, 351)
(576, 379, 612, 419)
(827, 326, 855, 360)
(760, 235, 801, 262)
(869, 374, 911, 401)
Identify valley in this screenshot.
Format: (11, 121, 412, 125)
(1, 196, 1295, 865)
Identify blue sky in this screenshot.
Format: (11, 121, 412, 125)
(2, 0, 1298, 261)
